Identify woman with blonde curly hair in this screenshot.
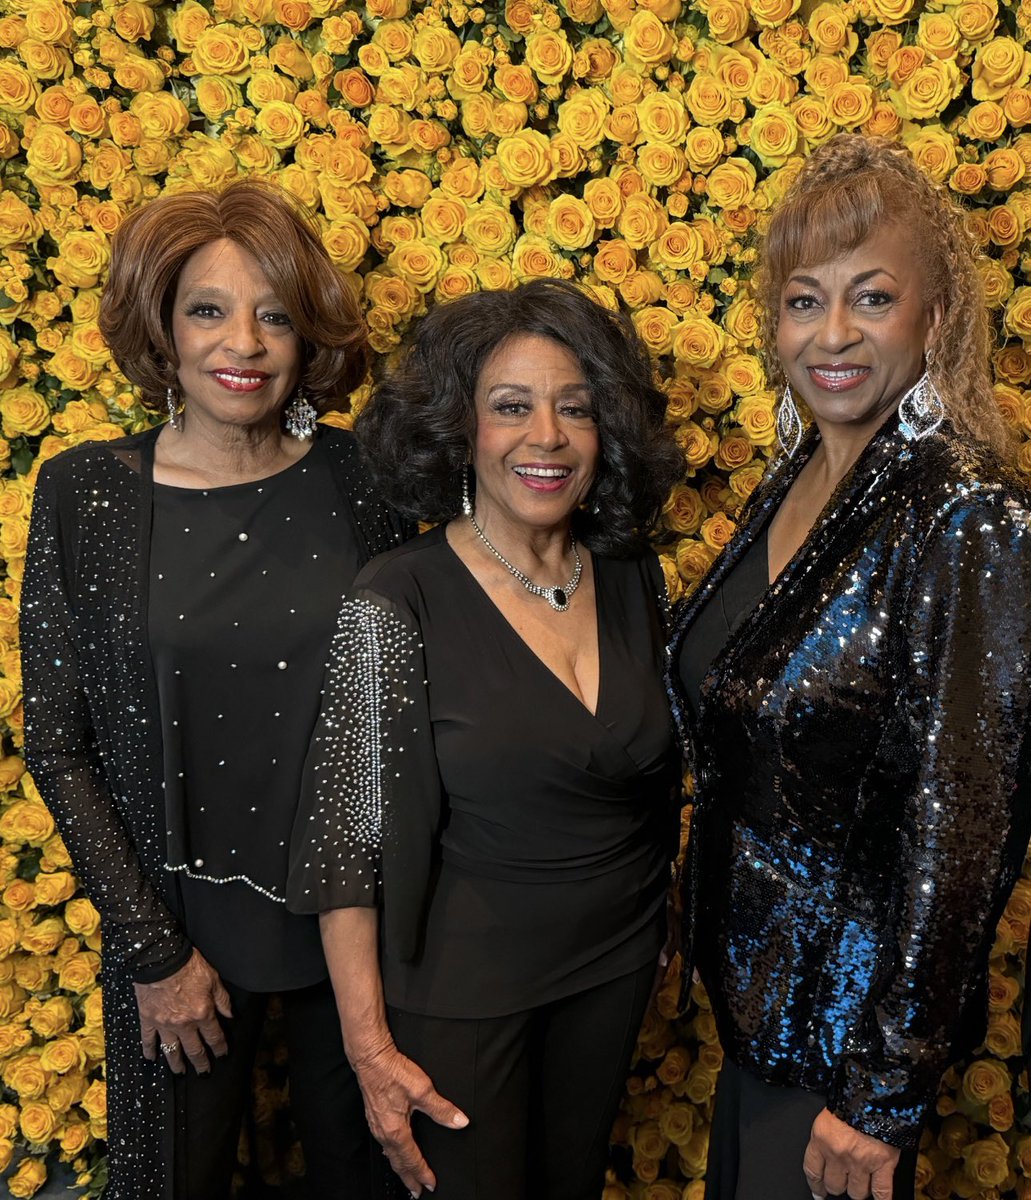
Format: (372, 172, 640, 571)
(667, 133, 1031, 1200)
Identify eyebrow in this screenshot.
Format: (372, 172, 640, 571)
(484, 382, 591, 397)
(787, 268, 899, 288)
(179, 285, 283, 305)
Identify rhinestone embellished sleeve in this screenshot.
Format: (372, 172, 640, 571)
(21, 458, 191, 976)
(288, 591, 440, 959)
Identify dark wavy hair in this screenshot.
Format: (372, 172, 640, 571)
(356, 279, 682, 557)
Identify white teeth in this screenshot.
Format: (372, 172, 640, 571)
(215, 372, 265, 383)
(817, 367, 866, 379)
(514, 466, 570, 478)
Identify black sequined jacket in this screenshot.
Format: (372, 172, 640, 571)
(20, 425, 405, 1199)
(666, 413, 1031, 1150)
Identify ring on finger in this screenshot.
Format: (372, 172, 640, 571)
(159, 1041, 179, 1055)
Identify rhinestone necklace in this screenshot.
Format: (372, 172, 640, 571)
(467, 514, 582, 612)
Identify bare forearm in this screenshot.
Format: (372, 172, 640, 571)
(319, 907, 392, 1064)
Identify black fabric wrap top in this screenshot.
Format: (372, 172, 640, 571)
(665, 411, 1031, 1151)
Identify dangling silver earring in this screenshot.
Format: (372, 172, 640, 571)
(166, 386, 183, 432)
(776, 384, 803, 458)
(898, 372, 945, 442)
(284, 388, 318, 440)
(462, 465, 473, 517)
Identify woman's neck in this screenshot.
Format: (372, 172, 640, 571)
(154, 415, 310, 488)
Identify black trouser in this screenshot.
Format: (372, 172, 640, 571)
(381, 961, 655, 1200)
(705, 1057, 918, 1200)
(174, 977, 370, 1199)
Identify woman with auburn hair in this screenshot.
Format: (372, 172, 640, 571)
(21, 179, 407, 1198)
(667, 133, 1031, 1200)
(289, 279, 683, 1199)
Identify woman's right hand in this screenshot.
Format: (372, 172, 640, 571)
(133, 948, 233, 1075)
(351, 1038, 468, 1197)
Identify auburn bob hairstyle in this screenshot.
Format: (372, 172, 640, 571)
(99, 179, 369, 413)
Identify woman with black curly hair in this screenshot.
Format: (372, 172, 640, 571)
(287, 279, 684, 1200)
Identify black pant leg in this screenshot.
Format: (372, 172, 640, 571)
(175, 982, 268, 1200)
(387, 1005, 532, 1200)
(530, 961, 656, 1200)
(282, 978, 372, 1198)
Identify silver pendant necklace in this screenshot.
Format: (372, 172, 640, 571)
(467, 513, 582, 612)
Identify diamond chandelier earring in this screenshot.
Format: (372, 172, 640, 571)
(776, 384, 803, 458)
(166, 386, 184, 432)
(898, 372, 945, 442)
(284, 387, 318, 440)
(461, 463, 473, 517)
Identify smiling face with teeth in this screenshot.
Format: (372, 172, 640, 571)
(777, 223, 943, 442)
(170, 238, 303, 436)
(470, 333, 600, 543)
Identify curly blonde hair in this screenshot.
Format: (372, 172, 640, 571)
(756, 133, 1013, 460)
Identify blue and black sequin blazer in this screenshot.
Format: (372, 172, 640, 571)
(666, 412, 1031, 1149)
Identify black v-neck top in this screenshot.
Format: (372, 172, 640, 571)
(291, 525, 678, 1018)
(677, 526, 770, 717)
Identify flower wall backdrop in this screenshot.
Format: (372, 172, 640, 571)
(0, 0, 1030, 1193)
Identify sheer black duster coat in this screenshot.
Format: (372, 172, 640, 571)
(20, 425, 406, 1198)
(665, 412, 1031, 1150)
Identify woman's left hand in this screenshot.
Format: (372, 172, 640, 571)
(803, 1109, 900, 1200)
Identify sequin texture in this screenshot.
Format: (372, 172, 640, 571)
(666, 414, 1031, 1150)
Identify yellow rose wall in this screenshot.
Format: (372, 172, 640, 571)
(0, 0, 1031, 1190)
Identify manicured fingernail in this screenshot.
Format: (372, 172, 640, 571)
(452, 1113, 469, 1127)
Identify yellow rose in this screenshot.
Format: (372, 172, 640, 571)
(574, 38, 618, 84)
(169, 0, 210, 51)
(651, 222, 704, 271)
(892, 58, 962, 120)
(7, 1157, 47, 1199)
(494, 63, 537, 105)
(984, 1010, 1022, 1058)
(903, 125, 957, 183)
(412, 25, 459, 74)
(917, 12, 960, 60)
(0, 193, 37, 248)
(985, 147, 1025, 190)
(679, 127, 721, 176)
(47, 346, 101, 392)
(867, 0, 915, 23)
(961, 1135, 1010, 1188)
(632, 306, 678, 354)
(20, 37, 69, 79)
(987, 204, 1023, 248)
(993, 344, 1031, 384)
(1003, 88, 1031, 127)
(525, 30, 573, 85)
(735, 392, 778, 445)
(2, 1053, 48, 1100)
(962, 99, 1006, 141)
(253, 100, 305, 148)
(490, 100, 527, 139)
(864, 28, 902, 77)
(673, 315, 724, 368)
(31, 870, 76, 908)
(972, 37, 1031, 101)
(269, 37, 312, 80)
(67, 96, 105, 140)
(701, 511, 737, 549)
(716, 48, 757, 98)
(749, 102, 799, 167)
(676, 539, 719, 585)
(608, 64, 644, 107)
(28, 996, 74, 1038)
(623, 11, 675, 66)
(703, 0, 750, 44)
(0, 754, 25, 788)
(39, 1036, 84, 1076)
(638, 91, 688, 144)
(18, 916, 66, 956)
(448, 43, 492, 98)
(543, 194, 595, 251)
(372, 18, 412, 62)
(192, 23, 250, 76)
(25, 122, 81, 184)
(603, 105, 638, 145)
(386, 239, 443, 293)
(494, 130, 556, 189)
(750, 0, 799, 25)
(557, 88, 609, 149)
(582, 178, 622, 229)
(956, 0, 999, 45)
(862, 101, 902, 139)
(808, 2, 856, 54)
(49, 229, 110, 289)
(460, 203, 514, 256)
(511, 234, 564, 281)
(723, 352, 765, 394)
(730, 459, 766, 500)
(193, 77, 239, 119)
(113, 52, 167, 93)
(685, 73, 732, 125)
(25, 0, 72, 43)
(637, 143, 686, 188)
(56, 950, 100, 993)
(618, 194, 667, 249)
(706, 157, 756, 209)
(0, 390, 49, 439)
(592, 238, 638, 284)
(114, 1, 155, 42)
(826, 79, 874, 126)
(18, 1099, 57, 1145)
(420, 195, 465, 244)
(961, 1058, 1011, 1105)
(790, 94, 833, 144)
